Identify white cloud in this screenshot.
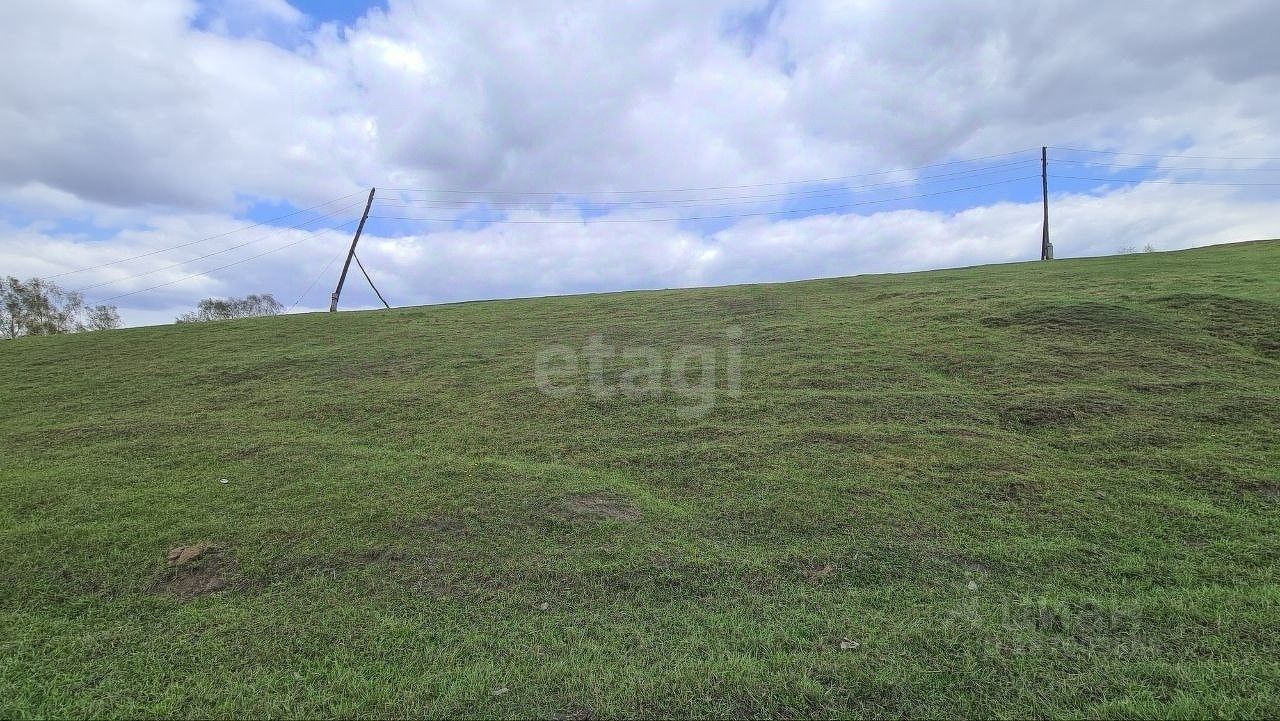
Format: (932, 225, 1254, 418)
(8, 0, 1280, 209)
(4, 182, 1277, 327)
(2, 0, 1279, 324)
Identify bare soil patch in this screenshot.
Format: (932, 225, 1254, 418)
(155, 543, 232, 600)
(558, 493, 641, 522)
(799, 560, 838, 585)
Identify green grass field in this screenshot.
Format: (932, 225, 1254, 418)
(2, 241, 1278, 718)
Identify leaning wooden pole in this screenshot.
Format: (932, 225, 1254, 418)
(1040, 147, 1051, 260)
(330, 187, 376, 312)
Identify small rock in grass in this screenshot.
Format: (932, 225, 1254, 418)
(967, 580, 978, 591)
(166, 543, 209, 566)
(537, 602, 550, 611)
(839, 637, 860, 650)
(491, 686, 510, 697)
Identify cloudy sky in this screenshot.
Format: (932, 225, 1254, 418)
(3, 0, 1280, 326)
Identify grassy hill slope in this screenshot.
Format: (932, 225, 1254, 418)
(2, 241, 1278, 718)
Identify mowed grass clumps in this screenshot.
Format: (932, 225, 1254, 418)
(1, 240, 1279, 718)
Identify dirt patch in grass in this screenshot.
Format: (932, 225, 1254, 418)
(1000, 392, 1127, 427)
(798, 560, 839, 585)
(981, 302, 1164, 337)
(154, 543, 232, 600)
(556, 493, 641, 522)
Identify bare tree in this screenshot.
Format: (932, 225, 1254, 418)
(175, 293, 284, 324)
(0, 276, 121, 339)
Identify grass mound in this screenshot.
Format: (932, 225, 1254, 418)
(1150, 292, 1280, 358)
(981, 301, 1164, 337)
(2, 240, 1278, 718)
(998, 390, 1127, 427)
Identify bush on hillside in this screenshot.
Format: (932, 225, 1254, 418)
(0, 276, 121, 339)
(175, 293, 284, 324)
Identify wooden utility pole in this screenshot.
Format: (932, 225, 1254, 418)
(330, 187, 376, 312)
(1040, 147, 1052, 260)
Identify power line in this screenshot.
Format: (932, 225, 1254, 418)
(94, 219, 359, 303)
(1049, 158, 1280, 172)
(368, 175, 1038, 225)
(95, 142, 1280, 306)
(1048, 146, 1280, 161)
(87, 167, 1038, 307)
(1050, 175, 1280, 187)
(383, 148, 1039, 197)
(47, 191, 365, 279)
(289, 244, 350, 312)
(73, 201, 365, 293)
(374, 159, 1039, 211)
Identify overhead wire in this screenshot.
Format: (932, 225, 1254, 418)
(367, 175, 1039, 225)
(1048, 158, 1280, 172)
(94, 219, 359, 303)
(1049, 175, 1280, 187)
(73, 200, 366, 293)
(373, 159, 1040, 211)
(88, 144, 1280, 306)
(1047, 147, 1280, 187)
(47, 191, 365, 279)
(289, 244, 351, 312)
(1048, 146, 1280, 162)
(382, 148, 1040, 197)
